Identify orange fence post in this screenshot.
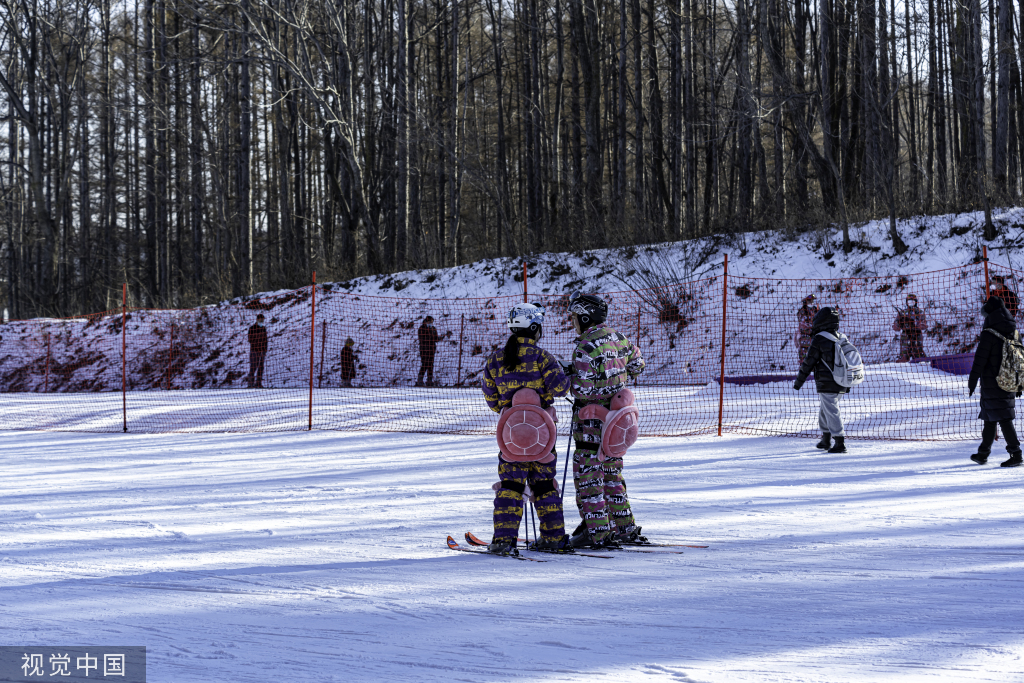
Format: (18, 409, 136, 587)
(983, 245, 990, 294)
(717, 254, 729, 437)
(523, 262, 528, 302)
(309, 272, 316, 431)
(122, 282, 127, 433)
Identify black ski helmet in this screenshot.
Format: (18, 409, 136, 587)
(811, 306, 840, 333)
(568, 291, 608, 329)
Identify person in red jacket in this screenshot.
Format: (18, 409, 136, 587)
(990, 275, 1019, 319)
(339, 337, 358, 387)
(246, 314, 268, 389)
(416, 316, 441, 387)
(796, 294, 818, 364)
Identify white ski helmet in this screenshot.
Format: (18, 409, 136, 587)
(507, 303, 545, 333)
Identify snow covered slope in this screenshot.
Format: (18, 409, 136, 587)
(2, 428, 1022, 682)
(333, 207, 1024, 299)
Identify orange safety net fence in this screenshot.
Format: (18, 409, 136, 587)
(0, 260, 1007, 439)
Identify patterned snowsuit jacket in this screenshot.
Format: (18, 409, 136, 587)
(481, 338, 570, 414)
(570, 325, 646, 445)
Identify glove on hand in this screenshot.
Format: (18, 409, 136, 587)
(793, 381, 803, 391)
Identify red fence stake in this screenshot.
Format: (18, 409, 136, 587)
(309, 272, 316, 431)
(983, 245, 990, 295)
(523, 262, 528, 302)
(122, 282, 127, 433)
(717, 254, 729, 437)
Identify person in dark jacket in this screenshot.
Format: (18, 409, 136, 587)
(990, 275, 1019, 319)
(246, 314, 268, 389)
(416, 316, 441, 387)
(892, 293, 927, 360)
(968, 296, 1023, 467)
(793, 307, 850, 453)
(339, 337, 357, 387)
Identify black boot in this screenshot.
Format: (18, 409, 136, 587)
(529, 534, 575, 554)
(1001, 452, 1022, 468)
(614, 525, 649, 545)
(970, 452, 989, 465)
(487, 537, 518, 555)
(827, 436, 847, 453)
(569, 524, 592, 548)
(815, 433, 832, 449)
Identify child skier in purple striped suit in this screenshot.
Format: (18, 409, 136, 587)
(481, 303, 572, 555)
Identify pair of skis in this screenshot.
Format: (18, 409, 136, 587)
(447, 532, 703, 560)
(445, 534, 612, 560)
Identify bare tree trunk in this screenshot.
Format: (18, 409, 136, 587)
(568, 0, 604, 243)
(993, 0, 1012, 190)
(446, 0, 461, 265)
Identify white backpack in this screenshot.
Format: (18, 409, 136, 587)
(816, 331, 866, 387)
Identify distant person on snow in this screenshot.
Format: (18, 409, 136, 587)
(990, 275, 1019, 319)
(246, 314, 268, 389)
(968, 296, 1023, 468)
(481, 303, 572, 555)
(794, 307, 850, 454)
(796, 294, 819, 364)
(339, 337, 358, 388)
(892, 293, 927, 361)
(566, 292, 647, 549)
(416, 316, 441, 387)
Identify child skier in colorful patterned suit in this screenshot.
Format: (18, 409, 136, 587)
(565, 292, 647, 549)
(482, 303, 573, 554)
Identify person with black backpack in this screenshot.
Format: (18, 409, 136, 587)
(793, 307, 853, 453)
(968, 296, 1023, 468)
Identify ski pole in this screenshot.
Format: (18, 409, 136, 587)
(524, 483, 532, 548)
(560, 397, 573, 502)
(530, 499, 539, 542)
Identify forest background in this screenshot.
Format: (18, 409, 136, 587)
(0, 0, 1022, 318)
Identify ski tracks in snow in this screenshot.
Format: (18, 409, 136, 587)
(1, 429, 1023, 681)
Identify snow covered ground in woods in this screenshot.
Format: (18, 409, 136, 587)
(328, 207, 1024, 300)
(2, 427, 1023, 682)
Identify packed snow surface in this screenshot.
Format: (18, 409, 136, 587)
(2, 424, 1023, 681)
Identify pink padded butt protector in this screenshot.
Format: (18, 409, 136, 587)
(496, 390, 558, 462)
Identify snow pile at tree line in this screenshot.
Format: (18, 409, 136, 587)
(0, 207, 1021, 396)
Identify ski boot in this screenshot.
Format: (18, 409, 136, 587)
(487, 537, 519, 556)
(571, 526, 621, 550)
(529, 534, 575, 554)
(614, 525, 650, 545)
